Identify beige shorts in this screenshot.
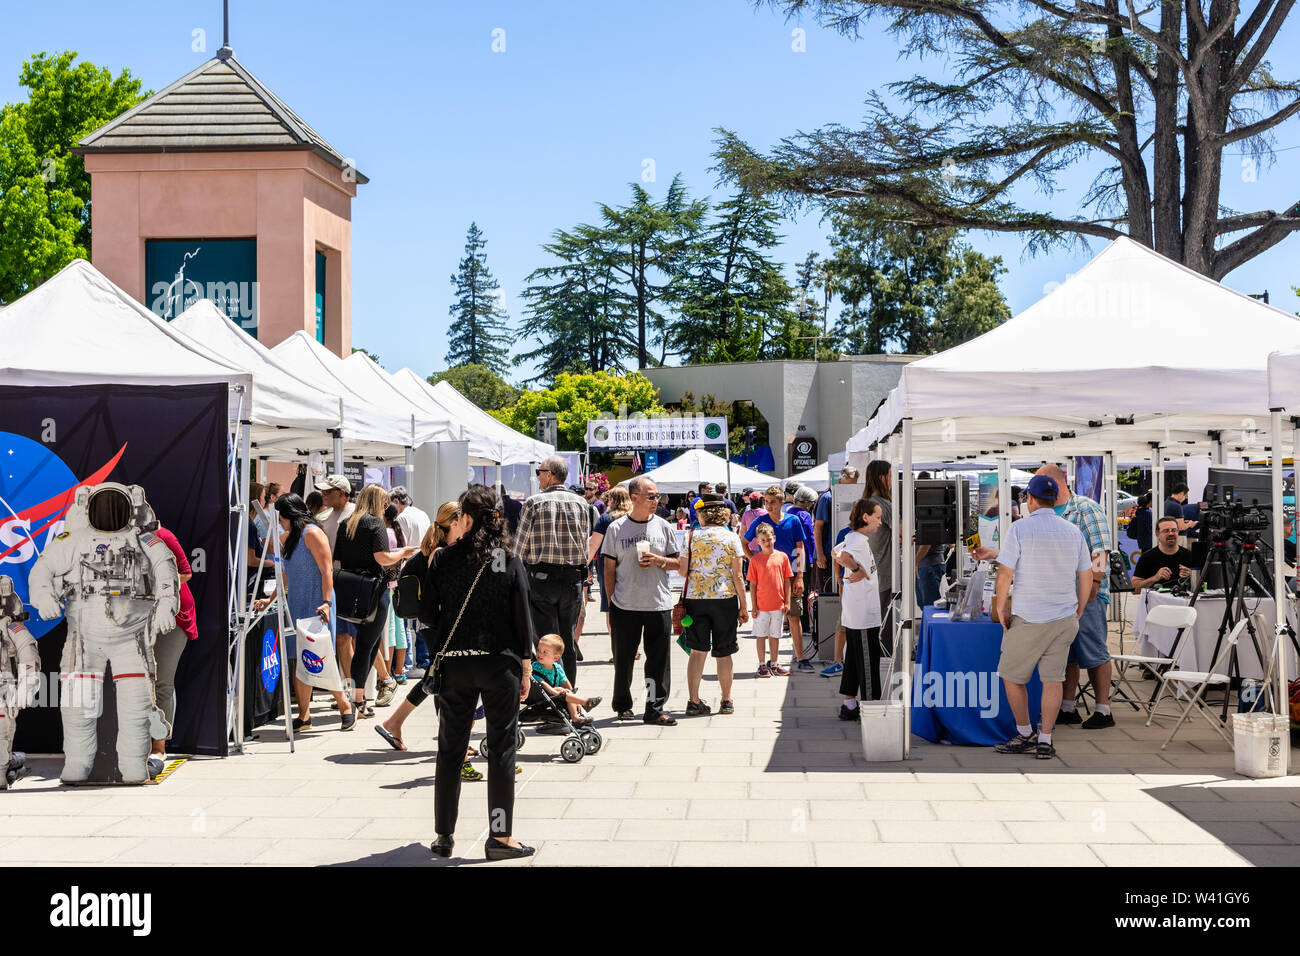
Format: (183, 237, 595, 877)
(997, 615, 1079, 684)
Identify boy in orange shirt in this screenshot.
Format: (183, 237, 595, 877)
(746, 523, 793, 676)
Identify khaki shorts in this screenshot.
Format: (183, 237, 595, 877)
(997, 615, 1079, 684)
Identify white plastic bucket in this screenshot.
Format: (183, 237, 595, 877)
(859, 701, 906, 762)
(1231, 713, 1289, 778)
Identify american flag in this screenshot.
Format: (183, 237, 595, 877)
(631, 451, 642, 473)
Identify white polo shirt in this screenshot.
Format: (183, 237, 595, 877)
(996, 507, 1091, 623)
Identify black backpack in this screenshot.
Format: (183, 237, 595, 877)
(394, 550, 429, 619)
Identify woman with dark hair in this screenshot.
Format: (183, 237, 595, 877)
(422, 484, 536, 861)
(254, 493, 355, 731)
(860, 459, 895, 629)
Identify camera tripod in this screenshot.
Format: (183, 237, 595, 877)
(1168, 533, 1288, 720)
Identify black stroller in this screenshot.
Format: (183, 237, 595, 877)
(481, 677, 602, 764)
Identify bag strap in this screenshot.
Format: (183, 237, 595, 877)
(680, 530, 693, 602)
(433, 560, 490, 661)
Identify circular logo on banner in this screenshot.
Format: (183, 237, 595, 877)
(260, 629, 280, 693)
(704, 423, 723, 440)
(0, 432, 81, 640)
(795, 439, 814, 456)
(301, 649, 326, 675)
(593, 425, 610, 442)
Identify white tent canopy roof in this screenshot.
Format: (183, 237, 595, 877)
(383, 366, 505, 465)
(1267, 347, 1300, 411)
(172, 300, 341, 456)
(0, 259, 251, 416)
(784, 461, 829, 490)
(851, 238, 1300, 461)
(335, 351, 456, 447)
(270, 331, 413, 459)
(617, 448, 776, 494)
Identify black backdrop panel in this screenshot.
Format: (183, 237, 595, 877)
(4, 383, 231, 758)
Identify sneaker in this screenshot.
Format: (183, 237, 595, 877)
(685, 699, 712, 716)
(147, 756, 165, 779)
(769, 662, 790, 676)
(756, 663, 771, 678)
(1036, 741, 1057, 759)
(719, 700, 735, 715)
(1055, 708, 1082, 726)
(460, 762, 484, 782)
(1081, 711, 1115, 730)
(796, 659, 816, 673)
(838, 704, 860, 722)
(994, 732, 1038, 754)
(376, 680, 396, 707)
(340, 708, 357, 731)
(820, 662, 844, 678)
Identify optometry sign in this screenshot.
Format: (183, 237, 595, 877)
(586, 416, 729, 449)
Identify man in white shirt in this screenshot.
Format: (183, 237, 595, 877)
(991, 474, 1093, 760)
(390, 486, 430, 550)
(315, 475, 355, 551)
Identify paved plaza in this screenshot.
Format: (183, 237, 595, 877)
(2, 596, 1298, 867)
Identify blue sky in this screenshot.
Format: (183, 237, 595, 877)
(5, 0, 1299, 381)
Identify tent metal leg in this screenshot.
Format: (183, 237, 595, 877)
(900, 419, 915, 759)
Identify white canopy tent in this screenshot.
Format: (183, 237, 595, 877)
(784, 461, 829, 490)
(849, 238, 1300, 759)
(172, 300, 342, 459)
(271, 331, 420, 463)
(387, 367, 553, 466)
(334, 351, 457, 448)
(618, 448, 775, 495)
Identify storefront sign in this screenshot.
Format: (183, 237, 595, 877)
(790, 435, 818, 473)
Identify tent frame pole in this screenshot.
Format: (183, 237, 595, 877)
(997, 458, 1011, 552)
(1104, 451, 1119, 623)
(232, 393, 252, 755)
(1151, 443, 1164, 544)
(900, 419, 915, 759)
(1269, 411, 1290, 763)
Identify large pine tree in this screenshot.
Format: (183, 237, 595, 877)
(446, 222, 510, 374)
(668, 192, 795, 364)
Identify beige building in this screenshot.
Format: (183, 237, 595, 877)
(644, 355, 914, 475)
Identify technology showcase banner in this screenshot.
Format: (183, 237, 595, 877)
(3, 384, 231, 766)
(586, 416, 728, 449)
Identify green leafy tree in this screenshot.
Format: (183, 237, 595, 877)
(491, 371, 665, 450)
(515, 227, 638, 381)
(446, 222, 510, 374)
(718, 1, 1300, 279)
(427, 363, 520, 411)
(669, 191, 795, 364)
(0, 51, 146, 301)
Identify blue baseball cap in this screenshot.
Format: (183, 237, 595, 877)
(1026, 474, 1059, 500)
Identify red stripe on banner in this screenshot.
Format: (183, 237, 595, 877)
(0, 443, 128, 562)
(112, 673, 147, 680)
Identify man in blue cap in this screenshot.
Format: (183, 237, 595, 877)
(991, 474, 1094, 759)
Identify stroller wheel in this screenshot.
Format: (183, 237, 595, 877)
(478, 740, 489, 760)
(560, 736, 585, 763)
(516, 729, 526, 750)
(580, 729, 602, 755)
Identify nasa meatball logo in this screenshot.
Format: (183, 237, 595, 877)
(301, 648, 326, 675)
(94, 543, 110, 557)
(260, 629, 281, 692)
(0, 433, 127, 639)
(704, 422, 723, 441)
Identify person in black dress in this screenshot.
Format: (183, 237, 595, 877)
(421, 484, 537, 861)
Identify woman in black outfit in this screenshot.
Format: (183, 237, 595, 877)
(421, 484, 536, 861)
(333, 485, 418, 716)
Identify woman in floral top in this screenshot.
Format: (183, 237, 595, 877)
(675, 494, 749, 715)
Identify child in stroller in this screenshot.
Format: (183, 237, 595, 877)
(527, 634, 601, 727)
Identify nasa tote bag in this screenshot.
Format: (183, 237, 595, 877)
(294, 615, 344, 692)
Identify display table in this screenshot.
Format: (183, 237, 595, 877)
(911, 606, 1041, 746)
(1133, 590, 1297, 680)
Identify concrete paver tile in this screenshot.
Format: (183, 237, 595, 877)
(877, 820, 1012, 843)
(814, 842, 957, 866)
(953, 843, 1104, 866)
(673, 841, 815, 866)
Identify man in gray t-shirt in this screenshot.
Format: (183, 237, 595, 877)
(601, 477, 680, 725)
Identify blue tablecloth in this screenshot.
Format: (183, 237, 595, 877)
(911, 606, 1042, 746)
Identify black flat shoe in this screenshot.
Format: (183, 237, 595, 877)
(484, 837, 535, 861)
(430, 835, 454, 858)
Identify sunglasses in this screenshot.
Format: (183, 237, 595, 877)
(640, 493, 660, 500)
(535, 468, 550, 477)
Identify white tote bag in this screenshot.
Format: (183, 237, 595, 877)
(294, 615, 344, 692)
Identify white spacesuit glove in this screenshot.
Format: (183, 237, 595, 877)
(149, 608, 177, 641)
(32, 597, 63, 622)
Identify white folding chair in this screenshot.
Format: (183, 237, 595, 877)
(1155, 619, 1246, 750)
(1110, 603, 1196, 720)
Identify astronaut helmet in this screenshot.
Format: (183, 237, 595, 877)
(71, 483, 155, 535)
(0, 575, 12, 598)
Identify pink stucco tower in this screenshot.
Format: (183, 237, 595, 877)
(74, 46, 365, 356)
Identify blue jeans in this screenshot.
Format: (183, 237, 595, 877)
(1068, 598, 1110, 668)
(916, 563, 943, 609)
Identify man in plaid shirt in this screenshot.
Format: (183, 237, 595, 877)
(1035, 464, 1116, 730)
(516, 455, 596, 685)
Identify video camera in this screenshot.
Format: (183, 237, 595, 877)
(1200, 484, 1271, 537)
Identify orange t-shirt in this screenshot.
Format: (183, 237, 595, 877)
(746, 549, 792, 612)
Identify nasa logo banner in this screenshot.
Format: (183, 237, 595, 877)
(260, 629, 280, 693)
(4, 383, 230, 762)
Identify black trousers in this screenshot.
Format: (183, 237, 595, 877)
(526, 564, 584, 685)
(433, 654, 522, 838)
(839, 625, 891, 701)
(609, 604, 671, 720)
(349, 589, 391, 695)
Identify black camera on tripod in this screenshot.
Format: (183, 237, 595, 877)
(1200, 484, 1271, 539)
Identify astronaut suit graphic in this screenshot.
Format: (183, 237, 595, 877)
(0, 574, 39, 785)
(28, 483, 178, 784)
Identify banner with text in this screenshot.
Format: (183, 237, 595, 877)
(586, 417, 728, 449)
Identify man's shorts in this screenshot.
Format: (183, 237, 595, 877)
(751, 609, 784, 639)
(1068, 598, 1111, 668)
(997, 614, 1079, 684)
(681, 597, 740, 658)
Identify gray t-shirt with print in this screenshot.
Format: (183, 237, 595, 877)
(601, 514, 681, 612)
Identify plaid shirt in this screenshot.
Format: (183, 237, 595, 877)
(1062, 493, 1112, 604)
(515, 486, 595, 567)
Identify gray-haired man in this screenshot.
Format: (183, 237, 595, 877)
(516, 455, 596, 684)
